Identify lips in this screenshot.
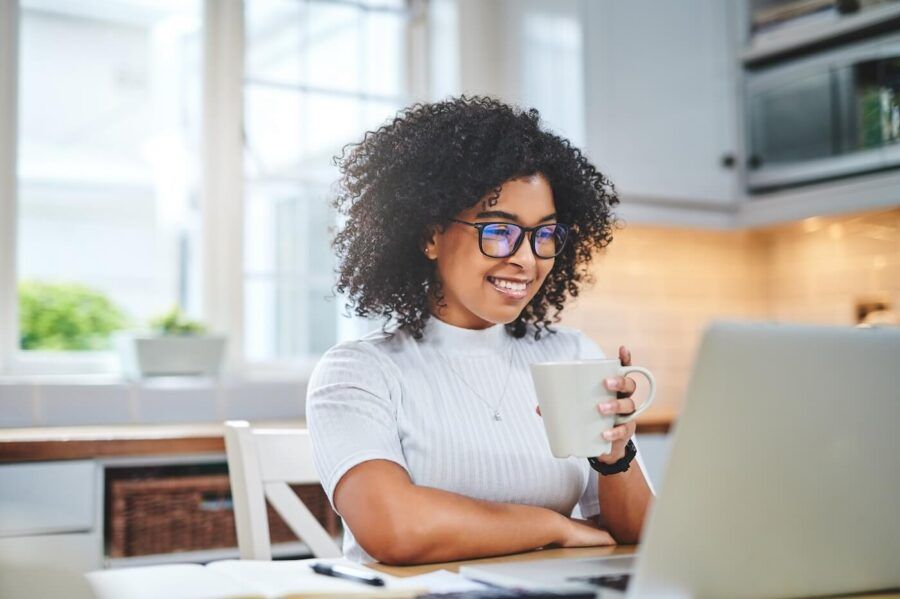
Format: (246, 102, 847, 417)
(486, 276, 530, 300)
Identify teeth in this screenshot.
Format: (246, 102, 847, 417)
(489, 277, 527, 291)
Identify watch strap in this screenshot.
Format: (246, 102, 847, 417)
(588, 439, 637, 475)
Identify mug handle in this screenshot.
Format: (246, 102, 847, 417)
(614, 366, 656, 425)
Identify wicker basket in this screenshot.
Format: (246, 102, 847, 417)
(108, 474, 340, 558)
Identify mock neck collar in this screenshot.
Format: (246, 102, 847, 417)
(421, 315, 512, 356)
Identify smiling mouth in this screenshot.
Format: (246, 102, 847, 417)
(486, 276, 531, 299)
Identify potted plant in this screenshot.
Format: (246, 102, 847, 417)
(18, 281, 127, 351)
(117, 307, 227, 379)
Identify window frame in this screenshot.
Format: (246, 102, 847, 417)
(241, 0, 428, 372)
(0, 0, 430, 378)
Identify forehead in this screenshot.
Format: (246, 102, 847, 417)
(467, 174, 556, 219)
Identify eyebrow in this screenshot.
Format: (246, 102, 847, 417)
(474, 210, 557, 223)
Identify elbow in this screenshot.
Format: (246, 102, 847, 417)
(610, 522, 644, 545)
(355, 512, 428, 565)
(613, 531, 641, 545)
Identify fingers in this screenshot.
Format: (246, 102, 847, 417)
(604, 376, 636, 397)
(535, 405, 542, 417)
(619, 345, 631, 366)
(598, 397, 636, 416)
(601, 422, 633, 442)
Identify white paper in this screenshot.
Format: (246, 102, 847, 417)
(396, 569, 492, 593)
(207, 558, 427, 597)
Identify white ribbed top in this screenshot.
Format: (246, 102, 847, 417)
(306, 317, 651, 563)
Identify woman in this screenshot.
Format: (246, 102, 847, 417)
(307, 96, 654, 566)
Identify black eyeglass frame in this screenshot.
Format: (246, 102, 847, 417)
(448, 218, 571, 259)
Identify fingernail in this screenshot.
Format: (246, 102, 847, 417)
(602, 430, 614, 440)
(598, 402, 613, 414)
(605, 378, 618, 390)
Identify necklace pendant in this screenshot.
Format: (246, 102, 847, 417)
(493, 411, 502, 421)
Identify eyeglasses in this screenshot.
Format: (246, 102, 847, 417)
(449, 219, 570, 259)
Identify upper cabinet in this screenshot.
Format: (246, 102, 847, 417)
(582, 0, 742, 211)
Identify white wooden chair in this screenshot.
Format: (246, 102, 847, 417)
(224, 420, 342, 560)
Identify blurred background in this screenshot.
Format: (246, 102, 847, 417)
(1, 0, 900, 578)
(1, 0, 899, 418)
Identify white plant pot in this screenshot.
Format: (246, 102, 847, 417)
(117, 334, 227, 379)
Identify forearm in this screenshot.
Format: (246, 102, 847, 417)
(597, 463, 653, 544)
(374, 485, 568, 565)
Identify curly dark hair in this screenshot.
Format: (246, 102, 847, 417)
(330, 95, 620, 341)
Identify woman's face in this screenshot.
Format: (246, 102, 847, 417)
(423, 173, 558, 329)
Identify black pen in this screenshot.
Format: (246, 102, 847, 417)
(310, 562, 386, 587)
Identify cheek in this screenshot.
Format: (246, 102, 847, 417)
(535, 260, 554, 286)
(439, 248, 493, 291)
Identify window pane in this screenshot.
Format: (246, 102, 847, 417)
(244, 278, 339, 360)
(245, 87, 366, 179)
(521, 6, 584, 147)
(363, 11, 405, 97)
(308, 284, 339, 355)
(246, 0, 407, 97)
(245, 277, 302, 361)
(17, 0, 203, 351)
(244, 0, 409, 362)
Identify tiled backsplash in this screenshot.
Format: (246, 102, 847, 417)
(561, 207, 900, 418)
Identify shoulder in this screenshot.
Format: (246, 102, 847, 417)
(515, 323, 605, 360)
(309, 328, 406, 387)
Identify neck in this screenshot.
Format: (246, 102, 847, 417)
(428, 291, 496, 330)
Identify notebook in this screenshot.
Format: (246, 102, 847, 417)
(87, 557, 431, 599)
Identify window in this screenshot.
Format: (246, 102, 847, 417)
(0, 0, 427, 376)
(243, 0, 418, 365)
(519, 0, 584, 147)
(13, 0, 203, 367)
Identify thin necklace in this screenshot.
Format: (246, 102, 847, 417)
(437, 343, 515, 422)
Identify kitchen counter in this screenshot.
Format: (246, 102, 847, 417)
(0, 410, 675, 463)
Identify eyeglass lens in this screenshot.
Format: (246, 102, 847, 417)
(481, 223, 567, 258)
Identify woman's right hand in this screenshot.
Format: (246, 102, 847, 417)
(557, 517, 617, 548)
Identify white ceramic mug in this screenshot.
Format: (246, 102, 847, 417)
(529, 359, 656, 458)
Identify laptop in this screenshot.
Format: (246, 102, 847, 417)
(460, 321, 900, 598)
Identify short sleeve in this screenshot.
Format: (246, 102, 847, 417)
(306, 341, 410, 513)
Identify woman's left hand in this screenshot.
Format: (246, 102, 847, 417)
(594, 345, 638, 464)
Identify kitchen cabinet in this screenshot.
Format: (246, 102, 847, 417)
(0, 424, 320, 575)
(582, 0, 742, 216)
(0, 460, 104, 572)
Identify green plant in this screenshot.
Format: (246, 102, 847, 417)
(149, 306, 206, 335)
(18, 281, 128, 350)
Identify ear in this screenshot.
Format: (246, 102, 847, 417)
(420, 224, 442, 260)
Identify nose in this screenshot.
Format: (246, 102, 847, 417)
(507, 230, 536, 270)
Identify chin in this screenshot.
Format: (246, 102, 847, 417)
(482, 305, 528, 326)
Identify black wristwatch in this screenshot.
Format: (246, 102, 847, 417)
(588, 439, 637, 476)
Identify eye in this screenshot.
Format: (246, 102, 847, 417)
(535, 226, 555, 241)
(484, 224, 515, 238)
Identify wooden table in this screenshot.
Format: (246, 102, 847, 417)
(0, 420, 307, 462)
(0, 413, 674, 463)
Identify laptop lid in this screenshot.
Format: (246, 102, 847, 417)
(630, 321, 900, 598)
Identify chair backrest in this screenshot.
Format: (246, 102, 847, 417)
(224, 420, 342, 560)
